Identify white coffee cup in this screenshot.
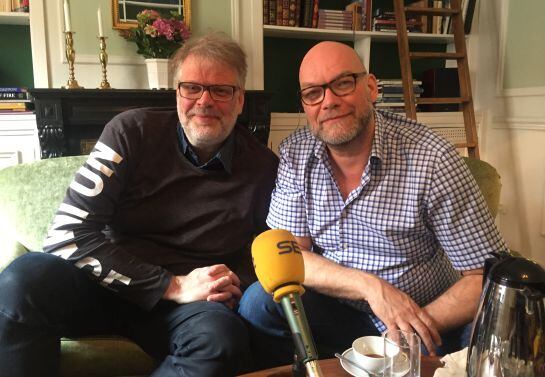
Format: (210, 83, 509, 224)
(352, 335, 399, 374)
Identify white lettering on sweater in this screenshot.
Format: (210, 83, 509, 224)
(44, 205, 88, 251)
(47, 142, 130, 288)
(69, 141, 123, 197)
(76, 257, 131, 287)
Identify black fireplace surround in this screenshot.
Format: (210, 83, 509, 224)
(29, 89, 272, 159)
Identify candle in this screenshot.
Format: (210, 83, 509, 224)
(97, 7, 104, 37)
(63, 0, 71, 32)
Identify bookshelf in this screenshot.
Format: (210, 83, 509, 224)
(0, 11, 29, 25)
(233, 1, 472, 151)
(262, 22, 454, 113)
(263, 24, 454, 43)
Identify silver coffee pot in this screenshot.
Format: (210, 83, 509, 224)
(467, 252, 545, 376)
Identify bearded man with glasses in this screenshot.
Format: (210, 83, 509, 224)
(0, 33, 278, 377)
(239, 41, 506, 369)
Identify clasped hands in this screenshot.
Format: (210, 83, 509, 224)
(163, 264, 242, 309)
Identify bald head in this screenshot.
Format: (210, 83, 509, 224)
(299, 41, 366, 88)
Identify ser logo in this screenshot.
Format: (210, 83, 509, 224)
(277, 240, 302, 255)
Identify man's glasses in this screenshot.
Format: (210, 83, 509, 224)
(299, 72, 367, 106)
(178, 82, 239, 102)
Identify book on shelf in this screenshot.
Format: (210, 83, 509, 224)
(0, 87, 27, 92)
(0, 0, 11, 12)
(381, 86, 424, 94)
(463, 0, 476, 34)
(377, 79, 423, 86)
(376, 101, 406, 107)
(264, 0, 270, 25)
(287, 0, 297, 27)
(0, 91, 29, 100)
(345, 1, 363, 31)
(302, 0, 312, 27)
(382, 92, 421, 98)
(311, 0, 319, 28)
(0, 101, 33, 111)
(276, 0, 282, 26)
(373, 8, 424, 33)
(0, 0, 28, 12)
(347, 0, 373, 31)
(318, 9, 353, 17)
(0, 98, 31, 103)
(317, 23, 352, 31)
(281, 0, 289, 26)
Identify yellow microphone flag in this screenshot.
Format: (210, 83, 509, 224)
(251, 229, 305, 302)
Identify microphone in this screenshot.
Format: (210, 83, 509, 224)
(252, 229, 324, 377)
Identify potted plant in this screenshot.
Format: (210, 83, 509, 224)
(121, 9, 191, 89)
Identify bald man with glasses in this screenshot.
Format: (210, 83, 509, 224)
(239, 41, 506, 369)
(0, 33, 278, 377)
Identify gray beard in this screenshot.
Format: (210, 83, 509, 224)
(313, 105, 374, 147)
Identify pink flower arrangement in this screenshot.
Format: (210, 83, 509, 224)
(121, 10, 191, 59)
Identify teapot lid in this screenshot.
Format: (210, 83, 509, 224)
(491, 256, 545, 288)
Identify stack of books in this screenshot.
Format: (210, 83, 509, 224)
(0, 87, 33, 114)
(372, 10, 423, 33)
(375, 79, 423, 113)
(345, 0, 372, 31)
(317, 9, 352, 30)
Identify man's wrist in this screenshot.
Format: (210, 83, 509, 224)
(163, 275, 183, 300)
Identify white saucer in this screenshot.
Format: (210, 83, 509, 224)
(339, 348, 369, 377)
(339, 348, 411, 377)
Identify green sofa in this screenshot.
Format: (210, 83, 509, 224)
(0, 155, 502, 376)
(0, 156, 156, 377)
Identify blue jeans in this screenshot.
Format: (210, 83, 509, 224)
(239, 282, 380, 370)
(0, 252, 252, 377)
(239, 282, 473, 370)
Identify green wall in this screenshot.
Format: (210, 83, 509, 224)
(0, 0, 232, 88)
(0, 25, 34, 88)
(70, 0, 231, 57)
(503, 0, 545, 89)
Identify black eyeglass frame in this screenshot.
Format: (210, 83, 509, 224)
(299, 71, 367, 106)
(177, 82, 240, 102)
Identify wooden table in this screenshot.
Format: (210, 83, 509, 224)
(239, 356, 443, 377)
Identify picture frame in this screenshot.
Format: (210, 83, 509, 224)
(112, 0, 191, 30)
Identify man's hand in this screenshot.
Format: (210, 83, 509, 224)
(163, 264, 242, 309)
(300, 242, 442, 355)
(365, 276, 442, 355)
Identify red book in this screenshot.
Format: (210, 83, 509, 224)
(263, 0, 270, 25)
(311, 0, 320, 28)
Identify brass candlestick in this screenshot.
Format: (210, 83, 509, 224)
(63, 31, 83, 89)
(98, 36, 111, 89)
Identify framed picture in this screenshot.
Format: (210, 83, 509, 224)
(112, 0, 191, 30)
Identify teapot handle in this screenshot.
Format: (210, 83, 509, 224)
(482, 251, 512, 288)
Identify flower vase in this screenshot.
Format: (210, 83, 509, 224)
(145, 58, 172, 89)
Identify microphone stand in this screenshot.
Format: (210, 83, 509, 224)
(280, 293, 324, 377)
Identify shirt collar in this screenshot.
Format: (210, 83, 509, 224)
(370, 109, 385, 163)
(177, 123, 235, 173)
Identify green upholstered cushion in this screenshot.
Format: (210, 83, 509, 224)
(0, 156, 87, 255)
(463, 157, 501, 218)
(60, 337, 155, 377)
(0, 156, 157, 377)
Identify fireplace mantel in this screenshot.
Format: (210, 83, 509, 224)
(29, 89, 272, 158)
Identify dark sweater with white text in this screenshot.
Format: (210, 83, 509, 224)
(43, 108, 278, 310)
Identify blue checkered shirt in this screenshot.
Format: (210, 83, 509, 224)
(267, 110, 507, 332)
